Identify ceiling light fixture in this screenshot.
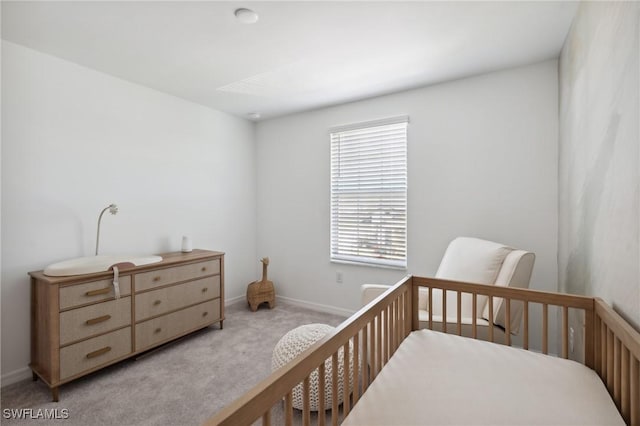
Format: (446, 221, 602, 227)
(247, 112, 261, 120)
(234, 8, 259, 24)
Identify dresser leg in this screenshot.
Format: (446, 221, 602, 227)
(32, 371, 38, 382)
(51, 387, 59, 402)
(220, 320, 224, 330)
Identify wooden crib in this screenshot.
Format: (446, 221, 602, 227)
(205, 275, 640, 425)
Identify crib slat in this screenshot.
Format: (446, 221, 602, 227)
(332, 353, 339, 426)
(285, 392, 293, 426)
(402, 290, 413, 338)
(412, 283, 419, 331)
(343, 342, 350, 416)
(428, 287, 433, 330)
(369, 320, 376, 381)
(456, 291, 462, 336)
(382, 307, 387, 365)
(376, 314, 382, 374)
(262, 409, 271, 426)
(607, 328, 614, 393)
(602, 322, 608, 380)
(388, 301, 394, 357)
(318, 362, 326, 426)
(621, 346, 630, 423)
(303, 376, 310, 426)
(594, 315, 601, 375)
(631, 356, 639, 426)
(614, 337, 621, 408)
(488, 297, 494, 343)
(390, 298, 396, 353)
(407, 289, 412, 337)
(542, 304, 548, 355)
(584, 308, 595, 369)
(362, 324, 369, 391)
(505, 299, 511, 346)
(562, 305, 568, 359)
(404, 290, 410, 338)
(385, 304, 391, 362)
(472, 293, 477, 339)
(395, 297, 400, 352)
(400, 291, 405, 337)
(394, 299, 399, 351)
(353, 332, 360, 405)
(398, 293, 403, 338)
(523, 301, 529, 350)
(442, 289, 447, 334)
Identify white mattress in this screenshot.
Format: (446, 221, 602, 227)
(343, 329, 623, 425)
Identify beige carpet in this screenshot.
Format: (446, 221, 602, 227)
(1, 301, 347, 425)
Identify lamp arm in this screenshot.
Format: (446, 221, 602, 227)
(95, 206, 110, 256)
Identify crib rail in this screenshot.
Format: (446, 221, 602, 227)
(414, 277, 596, 367)
(205, 276, 413, 426)
(594, 299, 640, 425)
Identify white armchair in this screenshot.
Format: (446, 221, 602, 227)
(361, 237, 535, 342)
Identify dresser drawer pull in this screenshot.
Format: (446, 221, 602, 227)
(154, 328, 162, 334)
(85, 315, 111, 325)
(153, 300, 162, 306)
(86, 346, 111, 359)
(201, 267, 207, 272)
(152, 276, 161, 282)
(85, 288, 111, 297)
(202, 311, 208, 317)
(202, 288, 208, 293)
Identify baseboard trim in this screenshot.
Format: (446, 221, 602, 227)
(1, 366, 31, 387)
(224, 295, 245, 306)
(277, 295, 355, 317)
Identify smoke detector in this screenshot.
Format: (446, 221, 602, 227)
(234, 8, 259, 24)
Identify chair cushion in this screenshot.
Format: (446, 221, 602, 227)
(482, 250, 535, 333)
(432, 237, 513, 317)
(435, 237, 512, 284)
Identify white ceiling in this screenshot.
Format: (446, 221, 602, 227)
(2, 1, 578, 121)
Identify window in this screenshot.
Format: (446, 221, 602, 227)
(330, 116, 408, 268)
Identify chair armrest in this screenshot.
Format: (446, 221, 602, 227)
(361, 284, 392, 306)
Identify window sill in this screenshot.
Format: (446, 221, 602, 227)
(330, 259, 407, 271)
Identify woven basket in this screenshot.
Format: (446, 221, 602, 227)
(271, 324, 354, 411)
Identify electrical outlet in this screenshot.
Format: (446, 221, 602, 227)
(569, 327, 575, 354)
(336, 271, 343, 284)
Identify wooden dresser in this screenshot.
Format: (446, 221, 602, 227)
(29, 249, 224, 401)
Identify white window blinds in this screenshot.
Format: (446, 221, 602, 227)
(330, 117, 408, 268)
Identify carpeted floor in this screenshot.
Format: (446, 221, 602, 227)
(1, 301, 347, 425)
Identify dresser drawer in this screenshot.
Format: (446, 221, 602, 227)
(60, 277, 132, 311)
(135, 259, 220, 292)
(59, 297, 131, 346)
(135, 276, 220, 322)
(60, 327, 131, 380)
(135, 300, 219, 351)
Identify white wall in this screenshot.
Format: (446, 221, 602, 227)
(256, 61, 559, 348)
(1, 41, 257, 382)
(558, 1, 639, 347)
